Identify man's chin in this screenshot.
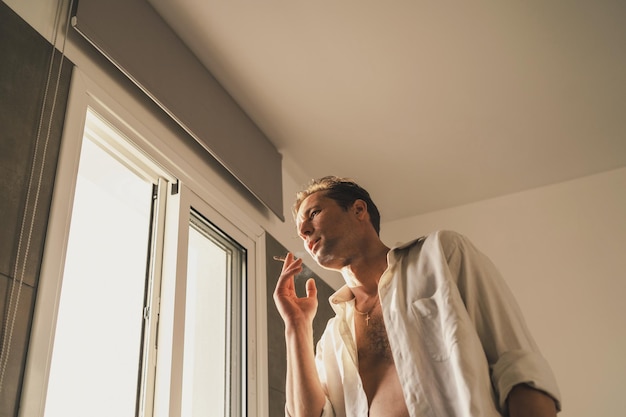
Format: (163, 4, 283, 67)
(314, 253, 342, 271)
(312, 252, 327, 266)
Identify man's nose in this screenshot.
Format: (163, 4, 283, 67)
(297, 220, 312, 239)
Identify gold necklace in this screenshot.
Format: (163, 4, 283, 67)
(354, 294, 379, 326)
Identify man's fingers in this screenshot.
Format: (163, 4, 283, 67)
(305, 278, 317, 299)
(274, 253, 303, 294)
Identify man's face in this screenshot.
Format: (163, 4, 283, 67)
(295, 192, 360, 269)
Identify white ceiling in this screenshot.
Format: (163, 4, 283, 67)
(149, 0, 626, 222)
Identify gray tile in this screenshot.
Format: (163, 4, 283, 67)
(0, 1, 72, 286)
(0, 4, 73, 416)
(0, 274, 36, 417)
(268, 386, 286, 417)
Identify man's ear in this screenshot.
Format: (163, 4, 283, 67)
(353, 199, 368, 219)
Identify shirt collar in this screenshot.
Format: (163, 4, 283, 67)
(327, 236, 426, 310)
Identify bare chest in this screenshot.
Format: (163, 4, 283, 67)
(355, 306, 409, 417)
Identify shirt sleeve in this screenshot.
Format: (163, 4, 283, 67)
(438, 230, 561, 413)
(312, 329, 337, 417)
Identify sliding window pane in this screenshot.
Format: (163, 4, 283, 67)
(44, 134, 154, 417)
(182, 212, 245, 417)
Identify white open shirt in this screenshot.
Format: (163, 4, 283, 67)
(311, 230, 561, 417)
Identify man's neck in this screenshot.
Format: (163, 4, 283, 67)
(340, 242, 390, 296)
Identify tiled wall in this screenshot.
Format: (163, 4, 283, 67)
(265, 233, 336, 417)
(0, 3, 72, 415)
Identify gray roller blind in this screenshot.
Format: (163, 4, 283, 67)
(72, 0, 284, 220)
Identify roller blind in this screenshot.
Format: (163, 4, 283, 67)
(72, 0, 284, 220)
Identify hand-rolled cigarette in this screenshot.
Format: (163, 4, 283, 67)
(273, 252, 305, 262)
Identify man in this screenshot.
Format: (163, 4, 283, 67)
(274, 176, 561, 417)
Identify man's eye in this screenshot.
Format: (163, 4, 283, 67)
(310, 210, 320, 219)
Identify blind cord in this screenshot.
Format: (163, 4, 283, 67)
(0, 0, 74, 395)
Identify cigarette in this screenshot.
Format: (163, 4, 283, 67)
(273, 255, 287, 262)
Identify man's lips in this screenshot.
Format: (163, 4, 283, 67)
(308, 238, 320, 254)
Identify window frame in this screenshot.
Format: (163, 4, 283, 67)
(21, 66, 268, 417)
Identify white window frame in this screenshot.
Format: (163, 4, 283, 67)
(21, 66, 269, 417)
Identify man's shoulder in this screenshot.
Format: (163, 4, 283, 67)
(391, 230, 469, 262)
(432, 230, 473, 257)
(434, 229, 466, 245)
(394, 230, 465, 249)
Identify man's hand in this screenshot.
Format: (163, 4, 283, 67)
(273, 252, 319, 329)
(273, 252, 326, 417)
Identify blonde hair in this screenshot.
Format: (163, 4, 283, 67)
(293, 176, 381, 235)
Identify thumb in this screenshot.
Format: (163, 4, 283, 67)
(305, 278, 318, 299)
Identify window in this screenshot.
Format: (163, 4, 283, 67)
(26, 99, 260, 417)
(183, 211, 245, 417)
(43, 110, 165, 417)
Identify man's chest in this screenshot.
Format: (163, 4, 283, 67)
(354, 308, 410, 417)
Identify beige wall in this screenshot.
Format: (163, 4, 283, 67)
(381, 167, 626, 417)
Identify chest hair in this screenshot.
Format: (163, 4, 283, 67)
(357, 308, 393, 362)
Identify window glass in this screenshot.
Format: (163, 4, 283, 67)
(44, 129, 154, 416)
(182, 212, 245, 417)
